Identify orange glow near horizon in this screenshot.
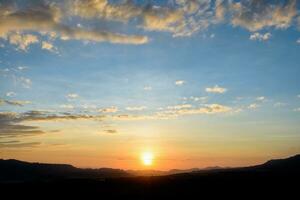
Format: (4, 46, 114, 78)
(141, 152, 154, 166)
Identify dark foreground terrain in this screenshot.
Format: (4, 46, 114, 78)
(1, 155, 299, 199)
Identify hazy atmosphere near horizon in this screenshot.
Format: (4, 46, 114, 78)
(0, 0, 300, 170)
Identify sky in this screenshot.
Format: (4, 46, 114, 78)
(0, 0, 300, 170)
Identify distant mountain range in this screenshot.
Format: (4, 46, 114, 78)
(1, 154, 300, 182)
(1, 155, 300, 198)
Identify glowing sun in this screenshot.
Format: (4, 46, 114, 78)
(141, 152, 154, 166)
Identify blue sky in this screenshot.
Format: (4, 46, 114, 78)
(0, 0, 300, 169)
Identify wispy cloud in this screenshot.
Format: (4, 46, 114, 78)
(99, 106, 118, 113)
(41, 41, 57, 53)
(0, 1, 148, 45)
(143, 86, 152, 91)
(256, 96, 266, 101)
(0, 99, 31, 106)
(60, 104, 74, 110)
(175, 80, 185, 86)
(19, 77, 32, 88)
(6, 91, 16, 97)
(0, 140, 41, 148)
(66, 93, 79, 99)
(0, 0, 298, 51)
(167, 104, 192, 110)
(126, 106, 147, 111)
(205, 85, 227, 93)
(250, 32, 271, 41)
(1, 32, 39, 51)
(248, 103, 259, 109)
(0, 112, 44, 138)
(103, 129, 118, 134)
(230, 0, 297, 31)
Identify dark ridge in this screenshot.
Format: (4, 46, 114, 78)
(0, 159, 130, 182)
(0, 155, 299, 198)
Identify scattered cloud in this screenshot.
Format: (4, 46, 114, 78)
(126, 106, 147, 111)
(19, 77, 32, 88)
(256, 96, 266, 101)
(0, 141, 41, 148)
(294, 108, 300, 112)
(215, 0, 226, 22)
(1, 32, 39, 51)
(6, 91, 16, 97)
(66, 93, 79, 99)
(41, 41, 57, 53)
(250, 32, 271, 41)
(0, 1, 148, 45)
(167, 104, 192, 110)
(0, 99, 31, 106)
(160, 104, 232, 116)
(60, 104, 74, 109)
(230, 0, 297, 31)
(99, 106, 118, 113)
(205, 85, 227, 93)
(103, 129, 117, 134)
(175, 80, 185, 86)
(248, 103, 259, 109)
(0, 112, 44, 138)
(143, 86, 152, 91)
(190, 96, 208, 102)
(0, 0, 299, 51)
(17, 66, 28, 71)
(72, 0, 214, 37)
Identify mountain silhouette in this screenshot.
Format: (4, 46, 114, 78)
(1, 154, 299, 198)
(0, 159, 129, 181)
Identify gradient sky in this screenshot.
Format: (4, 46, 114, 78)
(1, 0, 300, 170)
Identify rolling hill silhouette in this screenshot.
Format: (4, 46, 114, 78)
(1, 154, 299, 198)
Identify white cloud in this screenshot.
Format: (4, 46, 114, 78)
(19, 77, 32, 88)
(167, 104, 192, 110)
(230, 0, 297, 31)
(205, 85, 227, 93)
(0, 99, 31, 106)
(6, 92, 16, 97)
(162, 104, 232, 116)
(250, 32, 271, 41)
(248, 103, 259, 109)
(41, 41, 57, 53)
(112, 103, 233, 121)
(17, 66, 28, 71)
(60, 104, 74, 109)
(296, 39, 300, 44)
(126, 106, 147, 111)
(0, 1, 148, 46)
(99, 106, 118, 113)
(256, 96, 266, 101)
(1, 32, 39, 51)
(66, 93, 79, 99)
(175, 80, 185, 86)
(143, 86, 152, 91)
(294, 108, 300, 112)
(190, 96, 208, 102)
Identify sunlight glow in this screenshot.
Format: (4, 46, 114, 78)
(141, 152, 154, 166)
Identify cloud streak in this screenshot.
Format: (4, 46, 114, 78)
(206, 85, 227, 93)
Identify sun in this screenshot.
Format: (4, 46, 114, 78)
(141, 152, 154, 166)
